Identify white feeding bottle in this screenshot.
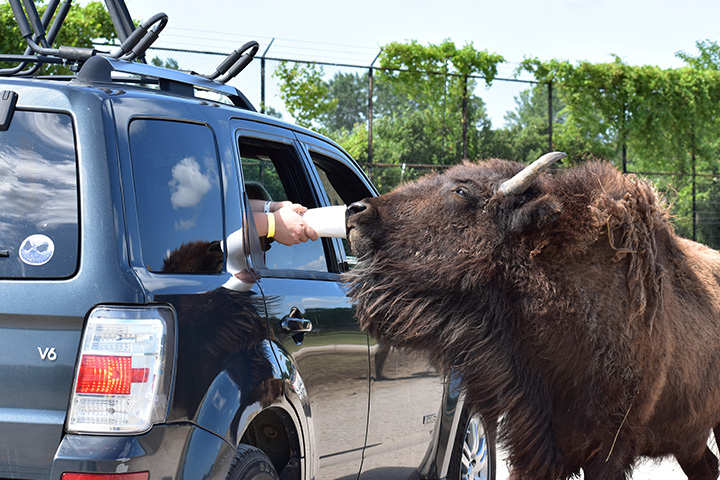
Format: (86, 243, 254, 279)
(302, 205, 347, 238)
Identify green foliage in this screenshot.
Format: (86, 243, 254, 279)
(151, 56, 179, 70)
(676, 39, 720, 71)
(273, 39, 504, 188)
(372, 40, 502, 166)
(499, 84, 561, 162)
(272, 38, 720, 246)
(378, 39, 505, 91)
(1, 1, 117, 74)
(323, 72, 367, 133)
(520, 54, 720, 246)
(520, 57, 720, 167)
(274, 61, 335, 130)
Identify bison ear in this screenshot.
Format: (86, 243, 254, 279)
(509, 194, 562, 233)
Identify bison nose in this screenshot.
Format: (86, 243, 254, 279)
(346, 200, 372, 229)
(347, 201, 369, 219)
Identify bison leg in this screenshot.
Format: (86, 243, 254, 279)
(677, 447, 719, 480)
(582, 460, 632, 480)
(581, 441, 633, 480)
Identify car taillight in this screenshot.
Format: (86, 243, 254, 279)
(67, 306, 174, 434)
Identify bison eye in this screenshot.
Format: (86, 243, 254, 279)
(453, 187, 470, 199)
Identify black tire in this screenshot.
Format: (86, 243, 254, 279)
(226, 444, 280, 480)
(447, 410, 496, 480)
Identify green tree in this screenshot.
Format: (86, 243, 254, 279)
(273, 40, 504, 191)
(274, 61, 335, 129)
(676, 39, 720, 71)
(493, 83, 566, 162)
(322, 71, 367, 133)
(521, 55, 720, 246)
(1, 1, 117, 74)
(151, 56, 179, 70)
(376, 40, 504, 164)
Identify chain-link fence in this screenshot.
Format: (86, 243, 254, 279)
(137, 44, 720, 249)
(140, 44, 537, 171)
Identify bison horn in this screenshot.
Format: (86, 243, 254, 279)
(499, 151, 568, 196)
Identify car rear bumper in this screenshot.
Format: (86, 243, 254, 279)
(51, 423, 234, 480)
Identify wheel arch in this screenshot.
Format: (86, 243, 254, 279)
(227, 340, 314, 480)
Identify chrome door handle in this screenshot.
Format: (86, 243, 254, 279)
(278, 307, 313, 345)
(279, 317, 313, 334)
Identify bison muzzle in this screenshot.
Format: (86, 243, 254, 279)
(344, 153, 720, 480)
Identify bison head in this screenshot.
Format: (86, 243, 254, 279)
(346, 152, 566, 259)
(343, 154, 569, 357)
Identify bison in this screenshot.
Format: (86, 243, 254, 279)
(344, 153, 720, 480)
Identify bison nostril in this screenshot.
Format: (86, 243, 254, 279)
(346, 201, 369, 219)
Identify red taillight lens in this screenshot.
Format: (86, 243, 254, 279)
(62, 473, 149, 480)
(75, 355, 149, 395)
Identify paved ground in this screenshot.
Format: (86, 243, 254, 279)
(495, 449, 697, 479)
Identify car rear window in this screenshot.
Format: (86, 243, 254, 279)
(0, 110, 79, 279)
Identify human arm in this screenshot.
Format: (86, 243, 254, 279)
(252, 201, 319, 246)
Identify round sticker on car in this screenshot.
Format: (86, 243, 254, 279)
(19, 234, 55, 266)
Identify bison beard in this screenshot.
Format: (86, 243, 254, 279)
(344, 156, 720, 480)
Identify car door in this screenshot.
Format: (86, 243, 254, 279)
(295, 133, 447, 480)
(233, 121, 369, 480)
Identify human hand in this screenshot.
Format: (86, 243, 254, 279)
(272, 203, 319, 246)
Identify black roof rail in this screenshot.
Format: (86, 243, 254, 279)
(75, 56, 256, 111)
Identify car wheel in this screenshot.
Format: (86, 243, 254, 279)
(448, 411, 496, 480)
(226, 444, 280, 480)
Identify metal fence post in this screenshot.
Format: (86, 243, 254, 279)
(367, 50, 381, 179)
(693, 150, 697, 241)
(259, 38, 274, 115)
(548, 80, 553, 152)
(367, 65, 374, 179)
(462, 74, 468, 159)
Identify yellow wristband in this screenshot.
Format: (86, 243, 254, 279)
(266, 212, 275, 239)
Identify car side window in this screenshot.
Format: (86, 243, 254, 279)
(307, 149, 375, 270)
(238, 137, 328, 274)
(129, 119, 224, 273)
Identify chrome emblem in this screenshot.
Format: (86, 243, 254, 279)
(38, 347, 57, 361)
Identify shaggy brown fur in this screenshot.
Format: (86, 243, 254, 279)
(345, 160, 720, 480)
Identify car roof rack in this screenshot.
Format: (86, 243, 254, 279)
(0, 0, 259, 110)
(75, 56, 256, 110)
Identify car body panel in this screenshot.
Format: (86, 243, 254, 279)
(261, 276, 369, 479)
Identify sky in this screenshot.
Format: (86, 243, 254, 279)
(113, 0, 720, 127)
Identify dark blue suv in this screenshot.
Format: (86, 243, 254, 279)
(0, 1, 495, 479)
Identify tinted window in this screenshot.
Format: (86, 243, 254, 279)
(309, 151, 370, 206)
(309, 150, 373, 269)
(129, 120, 223, 273)
(0, 111, 78, 279)
(239, 138, 328, 273)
